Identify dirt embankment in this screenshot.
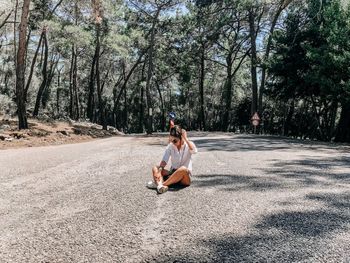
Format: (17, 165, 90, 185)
(0, 116, 124, 150)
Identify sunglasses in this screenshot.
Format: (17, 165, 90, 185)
(172, 138, 179, 144)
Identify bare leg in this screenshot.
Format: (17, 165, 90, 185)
(163, 166, 191, 187)
(152, 166, 169, 186)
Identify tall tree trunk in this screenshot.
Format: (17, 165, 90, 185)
(33, 29, 48, 117)
(222, 53, 233, 131)
(13, 0, 19, 93)
(42, 56, 59, 109)
(56, 68, 62, 115)
(73, 1, 79, 120)
(138, 62, 147, 133)
(112, 73, 125, 130)
(155, 81, 165, 131)
(145, 34, 155, 132)
(249, 9, 258, 117)
(95, 23, 106, 129)
(68, 45, 79, 120)
(123, 82, 127, 131)
(68, 2, 80, 120)
(145, 8, 161, 134)
(112, 50, 146, 130)
(25, 31, 44, 100)
(334, 101, 350, 142)
(87, 47, 97, 121)
(16, 0, 30, 129)
(328, 100, 338, 140)
(309, 96, 326, 140)
(284, 99, 295, 136)
(14, 0, 18, 69)
(187, 85, 191, 130)
(68, 45, 75, 119)
(199, 43, 206, 131)
(92, 0, 106, 129)
(139, 84, 144, 133)
(73, 47, 79, 119)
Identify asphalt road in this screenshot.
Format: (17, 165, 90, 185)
(1, 133, 350, 263)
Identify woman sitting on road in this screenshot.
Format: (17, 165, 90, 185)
(147, 125, 198, 194)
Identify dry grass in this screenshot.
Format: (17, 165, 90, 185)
(0, 116, 112, 150)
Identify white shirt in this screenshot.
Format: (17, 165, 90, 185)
(162, 141, 198, 172)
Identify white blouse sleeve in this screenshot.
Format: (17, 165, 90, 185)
(189, 141, 198, 154)
(162, 144, 172, 163)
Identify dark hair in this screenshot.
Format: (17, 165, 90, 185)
(169, 125, 182, 139)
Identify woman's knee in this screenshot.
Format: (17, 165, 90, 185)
(181, 176, 191, 186)
(178, 166, 189, 173)
(152, 166, 158, 173)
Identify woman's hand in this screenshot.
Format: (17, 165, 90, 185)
(181, 129, 188, 140)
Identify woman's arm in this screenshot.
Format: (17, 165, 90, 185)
(181, 129, 197, 152)
(159, 160, 167, 169)
(160, 144, 171, 169)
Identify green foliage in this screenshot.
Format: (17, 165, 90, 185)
(63, 25, 93, 46)
(267, 0, 350, 140)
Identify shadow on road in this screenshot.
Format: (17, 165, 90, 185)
(307, 192, 350, 209)
(203, 191, 350, 262)
(193, 134, 350, 153)
(194, 136, 290, 152)
(271, 155, 350, 170)
(139, 133, 350, 153)
(180, 154, 350, 261)
(193, 155, 349, 192)
(160, 191, 350, 262)
(192, 174, 284, 192)
(152, 136, 350, 262)
(264, 156, 350, 186)
(197, 209, 349, 262)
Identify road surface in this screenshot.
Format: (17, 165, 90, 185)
(1, 133, 350, 262)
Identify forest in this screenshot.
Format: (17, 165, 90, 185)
(1, 0, 350, 142)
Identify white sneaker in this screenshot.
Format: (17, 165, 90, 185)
(157, 184, 168, 194)
(146, 181, 157, 189)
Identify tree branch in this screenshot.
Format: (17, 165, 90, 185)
(50, 0, 64, 16)
(0, 11, 12, 30)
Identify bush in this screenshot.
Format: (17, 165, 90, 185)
(0, 94, 15, 116)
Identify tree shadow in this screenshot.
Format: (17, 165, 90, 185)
(148, 137, 350, 261)
(271, 155, 350, 170)
(264, 156, 350, 186)
(193, 134, 350, 153)
(160, 192, 350, 262)
(138, 133, 350, 153)
(191, 152, 349, 193)
(198, 210, 350, 262)
(192, 174, 285, 192)
(307, 192, 350, 210)
(202, 191, 350, 262)
(168, 184, 189, 192)
(193, 136, 290, 152)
